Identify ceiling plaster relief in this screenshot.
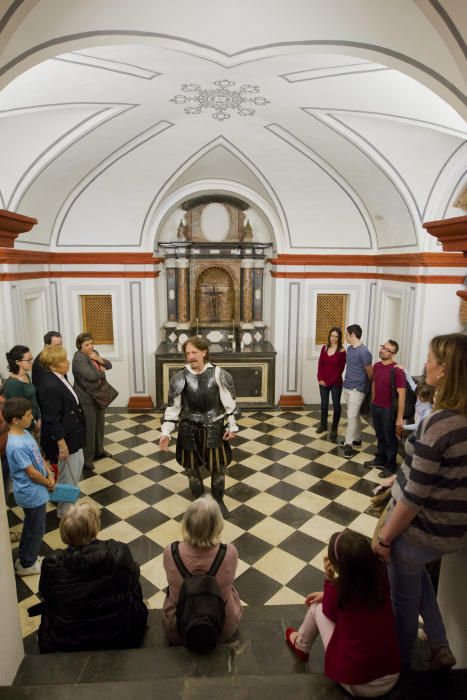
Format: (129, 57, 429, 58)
(170, 79, 270, 121)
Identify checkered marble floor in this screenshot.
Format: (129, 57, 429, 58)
(8, 407, 389, 641)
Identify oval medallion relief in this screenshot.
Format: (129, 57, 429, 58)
(201, 203, 230, 242)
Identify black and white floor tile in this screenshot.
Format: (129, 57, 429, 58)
(7, 408, 388, 640)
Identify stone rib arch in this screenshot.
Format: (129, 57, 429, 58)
(142, 136, 288, 251)
(1, 32, 465, 117)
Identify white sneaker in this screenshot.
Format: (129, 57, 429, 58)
(15, 556, 43, 576)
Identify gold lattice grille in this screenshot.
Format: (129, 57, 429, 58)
(81, 295, 114, 344)
(316, 294, 348, 344)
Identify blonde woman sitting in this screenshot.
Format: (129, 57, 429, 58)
(162, 495, 242, 648)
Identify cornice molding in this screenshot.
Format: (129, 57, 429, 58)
(423, 215, 467, 254)
(0, 250, 163, 264)
(0, 271, 159, 281)
(269, 252, 466, 267)
(271, 272, 464, 284)
(0, 209, 37, 247)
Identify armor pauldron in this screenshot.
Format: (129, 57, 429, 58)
(167, 370, 186, 407)
(218, 367, 236, 400)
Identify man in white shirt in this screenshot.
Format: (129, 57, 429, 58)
(159, 337, 239, 517)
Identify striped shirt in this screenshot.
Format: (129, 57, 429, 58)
(391, 409, 467, 553)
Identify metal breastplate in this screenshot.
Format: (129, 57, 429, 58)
(180, 367, 224, 424)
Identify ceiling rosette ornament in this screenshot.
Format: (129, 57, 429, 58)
(170, 80, 270, 120)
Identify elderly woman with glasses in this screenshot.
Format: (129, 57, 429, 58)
(3, 346, 41, 435)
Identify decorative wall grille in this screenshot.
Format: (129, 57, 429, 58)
(81, 295, 114, 344)
(316, 294, 348, 344)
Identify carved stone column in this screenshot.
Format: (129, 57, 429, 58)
(241, 259, 254, 324)
(165, 259, 178, 325)
(177, 258, 190, 327)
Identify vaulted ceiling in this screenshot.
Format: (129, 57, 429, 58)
(0, 0, 466, 252)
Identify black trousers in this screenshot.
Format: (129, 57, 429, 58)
(371, 404, 398, 471)
(319, 384, 343, 428)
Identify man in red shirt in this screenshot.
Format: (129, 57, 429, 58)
(365, 340, 406, 478)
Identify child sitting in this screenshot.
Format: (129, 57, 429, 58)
(403, 382, 434, 432)
(286, 529, 400, 697)
(3, 397, 55, 576)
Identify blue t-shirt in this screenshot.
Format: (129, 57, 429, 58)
(6, 431, 49, 508)
(343, 344, 373, 392)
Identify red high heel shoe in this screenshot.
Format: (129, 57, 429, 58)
(285, 627, 309, 662)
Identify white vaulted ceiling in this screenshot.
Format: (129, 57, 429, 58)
(0, 0, 465, 252)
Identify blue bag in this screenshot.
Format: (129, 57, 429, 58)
(49, 483, 80, 503)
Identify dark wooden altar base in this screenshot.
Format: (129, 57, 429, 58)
(155, 341, 276, 409)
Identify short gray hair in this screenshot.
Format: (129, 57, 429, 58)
(181, 495, 224, 548)
(60, 500, 101, 547)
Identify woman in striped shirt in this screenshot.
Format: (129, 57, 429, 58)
(373, 333, 467, 671)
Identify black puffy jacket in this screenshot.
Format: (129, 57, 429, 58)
(38, 539, 148, 653)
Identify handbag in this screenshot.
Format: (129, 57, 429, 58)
(48, 458, 80, 503)
(89, 378, 119, 408)
(49, 483, 80, 503)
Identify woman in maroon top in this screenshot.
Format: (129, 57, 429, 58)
(286, 529, 400, 697)
(316, 327, 346, 439)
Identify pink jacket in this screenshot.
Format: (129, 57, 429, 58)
(162, 541, 242, 644)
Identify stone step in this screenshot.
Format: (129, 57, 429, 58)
(3, 671, 467, 700)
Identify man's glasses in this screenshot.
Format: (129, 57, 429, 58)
(379, 345, 395, 354)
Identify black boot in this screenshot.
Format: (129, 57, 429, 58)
(189, 477, 205, 499)
(329, 424, 338, 440)
(315, 423, 328, 434)
(211, 473, 229, 519)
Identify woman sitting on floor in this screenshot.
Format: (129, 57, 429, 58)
(162, 495, 242, 649)
(37, 500, 148, 653)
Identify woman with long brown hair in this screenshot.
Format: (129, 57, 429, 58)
(374, 333, 467, 671)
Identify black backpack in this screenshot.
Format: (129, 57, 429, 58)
(171, 541, 227, 651)
(391, 368, 417, 421)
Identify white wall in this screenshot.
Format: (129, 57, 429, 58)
(0, 485, 24, 684)
(410, 284, 465, 375)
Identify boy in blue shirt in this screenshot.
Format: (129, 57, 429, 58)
(3, 397, 55, 576)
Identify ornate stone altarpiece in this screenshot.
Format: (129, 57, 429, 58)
(155, 195, 276, 407)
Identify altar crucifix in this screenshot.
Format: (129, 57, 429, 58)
(205, 285, 223, 320)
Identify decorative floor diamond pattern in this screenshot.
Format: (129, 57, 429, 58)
(8, 407, 386, 642)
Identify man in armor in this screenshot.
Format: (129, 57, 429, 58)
(159, 337, 239, 518)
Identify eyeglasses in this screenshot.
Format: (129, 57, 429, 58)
(379, 345, 395, 354)
(21, 358, 33, 363)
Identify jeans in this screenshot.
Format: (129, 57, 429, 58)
(1, 453, 10, 499)
(388, 534, 448, 671)
(344, 389, 366, 444)
(319, 385, 342, 428)
(371, 404, 397, 470)
(19, 503, 47, 567)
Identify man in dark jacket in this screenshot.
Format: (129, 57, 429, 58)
(37, 501, 148, 653)
(32, 331, 62, 391)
